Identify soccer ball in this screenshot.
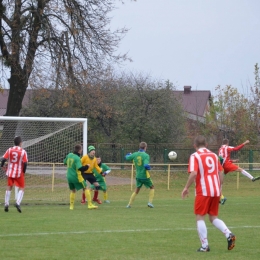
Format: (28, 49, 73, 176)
(168, 151, 177, 161)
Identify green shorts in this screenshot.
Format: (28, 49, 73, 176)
(68, 180, 87, 191)
(136, 178, 153, 188)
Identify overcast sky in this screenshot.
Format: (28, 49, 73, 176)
(111, 0, 260, 96)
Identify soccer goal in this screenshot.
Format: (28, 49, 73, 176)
(0, 116, 88, 204)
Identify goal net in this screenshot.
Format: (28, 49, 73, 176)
(0, 116, 87, 204)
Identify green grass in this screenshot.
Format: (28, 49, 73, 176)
(1, 172, 260, 259)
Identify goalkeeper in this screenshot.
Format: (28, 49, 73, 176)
(64, 144, 97, 210)
(80, 145, 103, 204)
(91, 155, 111, 204)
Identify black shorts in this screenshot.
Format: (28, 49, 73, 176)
(81, 173, 97, 184)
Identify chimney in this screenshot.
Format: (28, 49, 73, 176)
(184, 86, 191, 94)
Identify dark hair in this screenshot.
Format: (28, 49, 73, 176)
(222, 139, 229, 145)
(74, 144, 82, 153)
(14, 136, 22, 146)
(194, 135, 206, 148)
(139, 142, 147, 150)
(95, 155, 101, 159)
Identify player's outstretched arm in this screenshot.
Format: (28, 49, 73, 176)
(103, 169, 111, 176)
(233, 140, 250, 151)
(79, 165, 89, 172)
(125, 153, 132, 161)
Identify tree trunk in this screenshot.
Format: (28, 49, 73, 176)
(0, 73, 27, 155)
(6, 73, 27, 116)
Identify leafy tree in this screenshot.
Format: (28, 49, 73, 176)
(116, 73, 186, 143)
(21, 72, 187, 144)
(202, 85, 257, 145)
(250, 63, 260, 136)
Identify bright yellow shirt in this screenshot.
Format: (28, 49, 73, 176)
(81, 155, 102, 174)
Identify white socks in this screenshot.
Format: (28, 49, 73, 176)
(197, 220, 208, 248)
(197, 218, 232, 247)
(5, 190, 11, 206)
(16, 190, 24, 205)
(15, 186, 19, 199)
(5, 189, 24, 206)
(212, 218, 231, 238)
(241, 169, 254, 180)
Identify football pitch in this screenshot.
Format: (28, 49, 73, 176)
(1, 172, 260, 260)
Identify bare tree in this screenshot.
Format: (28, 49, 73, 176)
(0, 0, 129, 116)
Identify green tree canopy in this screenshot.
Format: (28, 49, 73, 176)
(21, 72, 187, 144)
(202, 85, 258, 145)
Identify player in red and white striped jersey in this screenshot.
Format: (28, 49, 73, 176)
(218, 139, 260, 205)
(188, 147, 222, 197)
(219, 139, 260, 182)
(182, 135, 236, 252)
(1, 136, 28, 213)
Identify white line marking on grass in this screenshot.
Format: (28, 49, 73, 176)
(1, 225, 260, 238)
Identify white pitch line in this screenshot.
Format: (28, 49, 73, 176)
(0, 226, 260, 238)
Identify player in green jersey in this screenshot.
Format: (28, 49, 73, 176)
(125, 142, 154, 208)
(64, 144, 98, 210)
(91, 155, 111, 204)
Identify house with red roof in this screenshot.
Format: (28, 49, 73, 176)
(174, 86, 211, 123)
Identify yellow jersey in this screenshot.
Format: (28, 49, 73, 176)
(81, 155, 102, 174)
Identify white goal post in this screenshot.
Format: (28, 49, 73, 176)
(0, 116, 88, 154)
(0, 116, 88, 203)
